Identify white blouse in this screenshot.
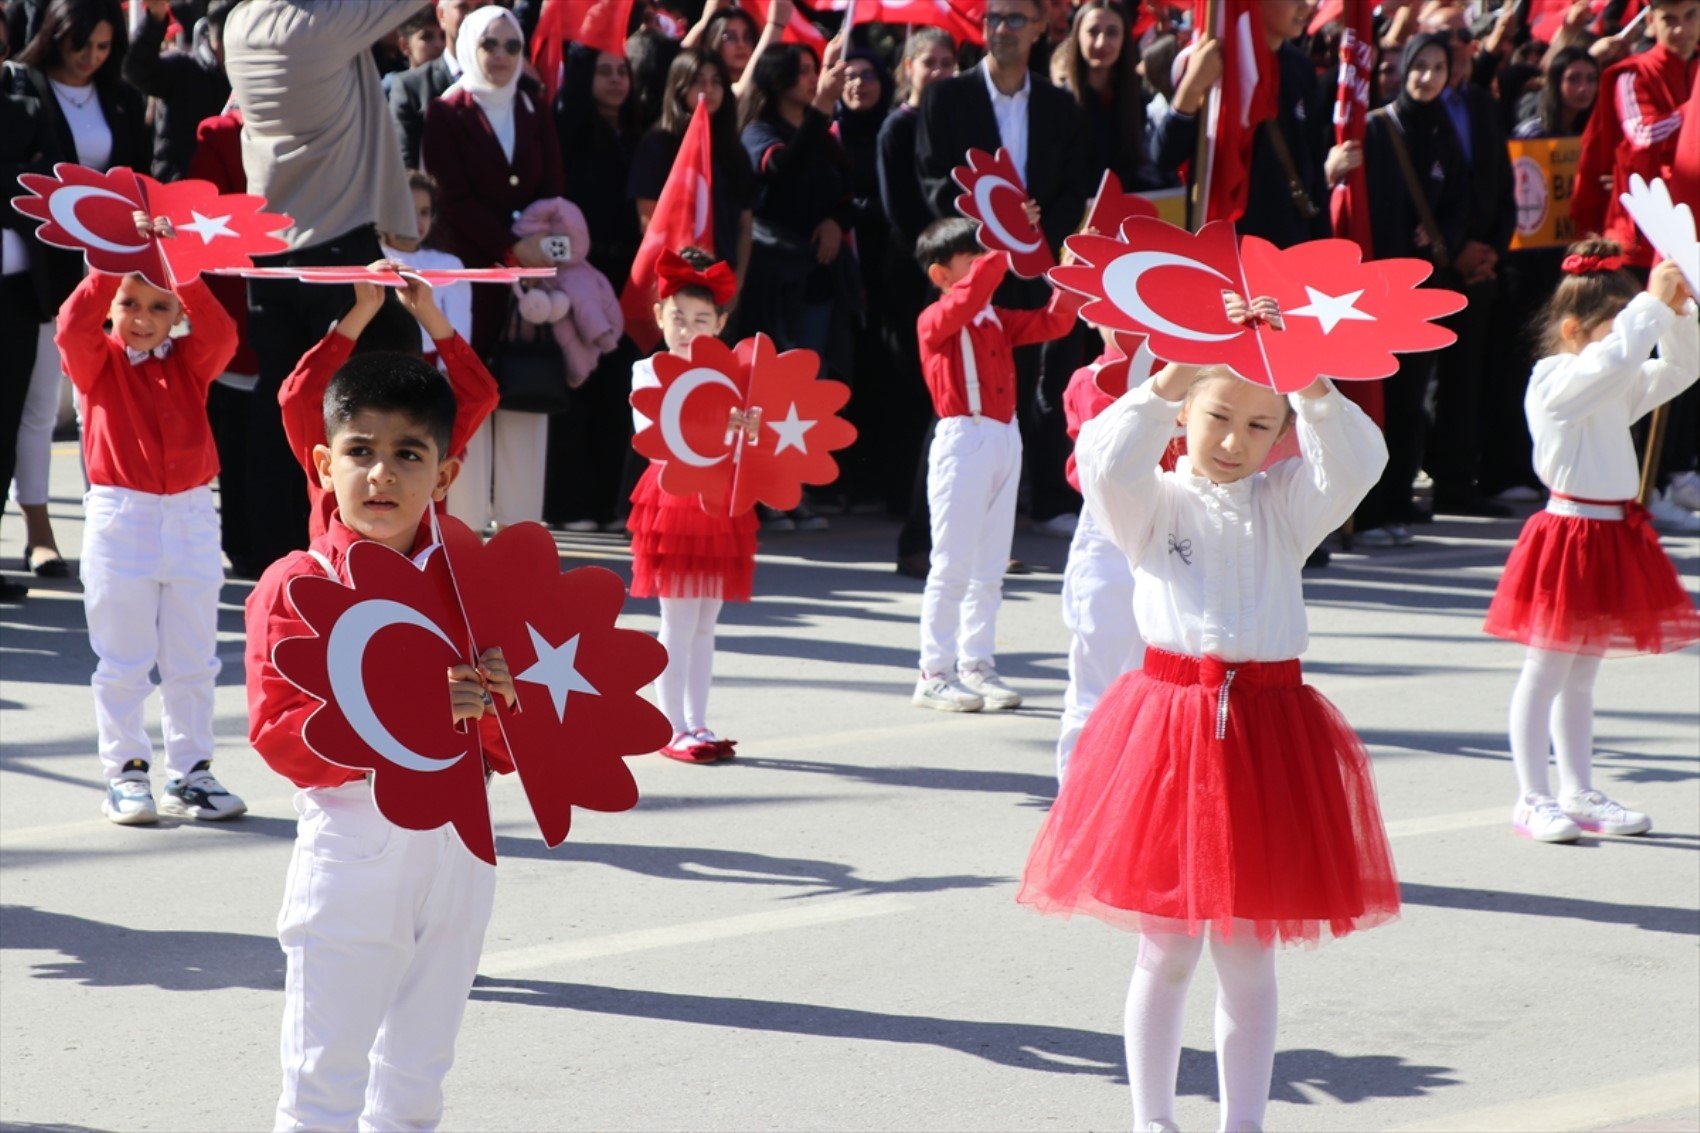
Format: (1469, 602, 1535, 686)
(1078, 379, 1387, 663)
(1525, 293, 1699, 502)
(631, 355, 658, 434)
(50, 79, 113, 170)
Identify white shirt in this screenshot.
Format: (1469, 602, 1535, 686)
(379, 242, 474, 354)
(1078, 379, 1387, 663)
(50, 79, 113, 170)
(980, 59, 1031, 184)
(1526, 293, 1699, 502)
(631, 354, 658, 434)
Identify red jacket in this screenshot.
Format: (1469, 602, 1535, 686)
(1062, 354, 1121, 492)
(279, 329, 500, 539)
(1573, 45, 1698, 268)
(56, 272, 237, 494)
(916, 252, 1079, 423)
(244, 517, 512, 789)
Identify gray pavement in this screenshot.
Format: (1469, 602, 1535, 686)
(2, 446, 1697, 1133)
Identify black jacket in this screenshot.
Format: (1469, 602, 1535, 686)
(386, 55, 454, 171)
(1362, 104, 1470, 267)
(1448, 82, 1517, 255)
(0, 75, 67, 320)
(122, 12, 231, 182)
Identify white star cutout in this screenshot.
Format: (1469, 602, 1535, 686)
(766, 402, 816, 455)
(1285, 286, 1375, 335)
(514, 624, 599, 721)
(177, 210, 237, 244)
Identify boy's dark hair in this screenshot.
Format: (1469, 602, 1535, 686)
(398, 5, 440, 37)
(323, 352, 456, 459)
(915, 217, 984, 271)
(1538, 237, 1641, 356)
(665, 246, 732, 312)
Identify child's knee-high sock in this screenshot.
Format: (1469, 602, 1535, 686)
(1126, 931, 1205, 1127)
(683, 597, 723, 732)
(1509, 647, 1573, 796)
(1210, 934, 1278, 1132)
(1552, 652, 1603, 798)
(656, 597, 705, 734)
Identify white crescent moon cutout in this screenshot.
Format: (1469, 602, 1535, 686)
(1101, 252, 1241, 343)
(47, 185, 152, 255)
(975, 176, 1042, 254)
(326, 599, 464, 773)
(660, 367, 741, 467)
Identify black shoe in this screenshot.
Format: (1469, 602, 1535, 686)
(1432, 492, 1512, 518)
(1304, 546, 1331, 569)
(895, 552, 929, 580)
(0, 577, 28, 601)
(24, 545, 68, 577)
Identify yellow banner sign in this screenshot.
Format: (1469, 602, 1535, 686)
(1509, 137, 1582, 251)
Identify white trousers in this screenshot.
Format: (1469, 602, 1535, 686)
(9, 321, 64, 507)
(1056, 506, 1143, 784)
(919, 416, 1021, 676)
(445, 410, 547, 531)
(80, 485, 223, 780)
(276, 781, 496, 1133)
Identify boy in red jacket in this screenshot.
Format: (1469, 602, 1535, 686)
(245, 351, 515, 1131)
(57, 214, 245, 825)
(911, 218, 1080, 713)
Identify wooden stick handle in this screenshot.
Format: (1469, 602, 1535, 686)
(1637, 403, 1668, 506)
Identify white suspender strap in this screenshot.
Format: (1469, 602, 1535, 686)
(306, 550, 336, 579)
(958, 327, 983, 419)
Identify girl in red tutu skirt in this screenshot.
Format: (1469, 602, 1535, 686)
(628, 249, 757, 763)
(1018, 297, 1401, 1131)
(1483, 246, 1698, 843)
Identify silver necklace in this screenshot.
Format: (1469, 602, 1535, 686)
(51, 80, 96, 110)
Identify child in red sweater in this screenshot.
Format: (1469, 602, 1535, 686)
(58, 215, 245, 825)
(910, 218, 1080, 713)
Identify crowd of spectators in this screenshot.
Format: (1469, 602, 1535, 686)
(2, 0, 1696, 604)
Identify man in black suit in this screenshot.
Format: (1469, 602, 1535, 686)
(914, 0, 1094, 529)
(387, 0, 487, 169)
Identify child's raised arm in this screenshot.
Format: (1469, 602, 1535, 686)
(54, 272, 124, 395)
(917, 251, 1010, 348)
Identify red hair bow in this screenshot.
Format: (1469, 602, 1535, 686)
(656, 250, 737, 306)
(1561, 253, 1626, 275)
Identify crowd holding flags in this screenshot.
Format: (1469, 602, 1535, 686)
(1190, 0, 1279, 228)
(622, 96, 718, 353)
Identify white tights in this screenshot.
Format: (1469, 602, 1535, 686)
(1126, 931, 1278, 1132)
(1509, 646, 1602, 799)
(655, 596, 722, 734)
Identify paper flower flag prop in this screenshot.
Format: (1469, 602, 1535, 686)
(1620, 175, 1699, 294)
(951, 147, 1055, 279)
(1050, 217, 1467, 394)
(232, 264, 558, 287)
(1082, 170, 1160, 239)
(631, 334, 857, 516)
(12, 163, 290, 290)
(273, 517, 670, 864)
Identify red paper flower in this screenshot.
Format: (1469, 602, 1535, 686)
(952, 147, 1055, 279)
(731, 334, 858, 514)
(273, 539, 497, 864)
(144, 175, 290, 282)
(439, 518, 671, 848)
(631, 334, 749, 511)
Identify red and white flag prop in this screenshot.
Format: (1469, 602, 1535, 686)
(1619, 175, 1699, 294)
(741, 0, 830, 49)
(273, 518, 670, 865)
(530, 0, 637, 105)
(228, 264, 555, 286)
(12, 163, 289, 290)
(816, 0, 984, 43)
(1051, 216, 1466, 394)
(1329, 0, 1373, 256)
(952, 147, 1055, 278)
(1529, 0, 1646, 42)
(623, 96, 716, 353)
(1196, 0, 1279, 225)
(1084, 170, 1161, 236)
(631, 333, 857, 516)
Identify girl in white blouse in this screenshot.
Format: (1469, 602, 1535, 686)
(1484, 245, 1699, 845)
(1019, 298, 1400, 1132)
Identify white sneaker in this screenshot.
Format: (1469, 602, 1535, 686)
(158, 761, 247, 821)
(1561, 789, 1651, 836)
(1648, 492, 1700, 534)
(103, 764, 158, 826)
(957, 664, 1022, 710)
(1666, 470, 1700, 512)
(1512, 791, 1581, 843)
(913, 673, 984, 712)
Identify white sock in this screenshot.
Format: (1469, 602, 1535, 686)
(1126, 931, 1204, 1127)
(1211, 934, 1278, 1132)
(683, 597, 722, 732)
(1552, 652, 1601, 799)
(1509, 646, 1570, 796)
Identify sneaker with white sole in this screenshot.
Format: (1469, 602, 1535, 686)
(1648, 491, 1700, 534)
(1666, 470, 1700, 512)
(158, 760, 247, 821)
(1560, 789, 1651, 836)
(1512, 791, 1581, 843)
(103, 759, 158, 825)
(913, 673, 984, 712)
(957, 665, 1022, 710)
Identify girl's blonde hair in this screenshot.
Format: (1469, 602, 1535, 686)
(1538, 237, 1640, 355)
(1184, 366, 1295, 429)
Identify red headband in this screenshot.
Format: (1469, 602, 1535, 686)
(1561, 253, 1626, 275)
(657, 250, 737, 307)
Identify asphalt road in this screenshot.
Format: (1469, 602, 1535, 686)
(2, 451, 1697, 1132)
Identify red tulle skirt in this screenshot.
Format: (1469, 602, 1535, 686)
(1483, 507, 1699, 657)
(626, 463, 758, 602)
(1018, 648, 1401, 947)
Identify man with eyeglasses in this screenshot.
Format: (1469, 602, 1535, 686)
(389, 0, 489, 170)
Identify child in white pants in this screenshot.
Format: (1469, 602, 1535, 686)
(55, 231, 246, 824)
(910, 220, 1078, 713)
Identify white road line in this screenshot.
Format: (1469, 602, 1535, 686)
(476, 893, 910, 977)
(1389, 1067, 1698, 1132)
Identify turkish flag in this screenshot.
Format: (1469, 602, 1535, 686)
(742, 0, 829, 50)
(622, 96, 716, 354)
(821, 0, 984, 43)
(1198, 0, 1279, 226)
(952, 147, 1055, 278)
(1529, 0, 1645, 41)
(1325, 0, 1381, 425)
(531, 0, 636, 104)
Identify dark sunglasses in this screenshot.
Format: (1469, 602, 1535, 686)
(984, 12, 1031, 30)
(479, 37, 523, 55)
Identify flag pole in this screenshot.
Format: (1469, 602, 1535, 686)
(1189, 0, 1218, 233)
(1638, 406, 1668, 506)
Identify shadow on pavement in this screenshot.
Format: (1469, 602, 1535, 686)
(1399, 881, 1700, 935)
(0, 905, 282, 990)
(736, 755, 1056, 805)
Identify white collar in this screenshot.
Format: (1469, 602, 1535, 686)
(1176, 456, 1256, 502)
(126, 340, 173, 365)
(980, 58, 1030, 104)
(973, 305, 1001, 328)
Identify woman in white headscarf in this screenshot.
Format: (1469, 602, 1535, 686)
(423, 3, 563, 531)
